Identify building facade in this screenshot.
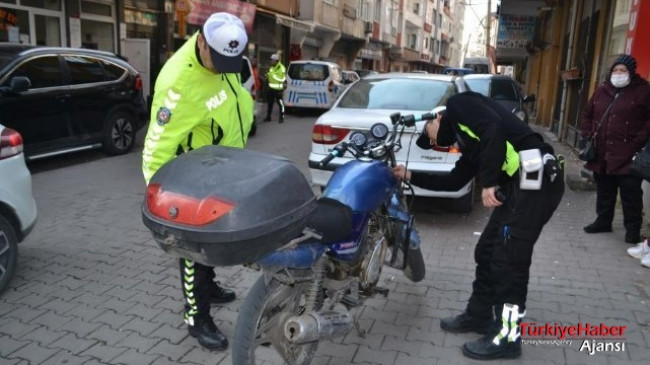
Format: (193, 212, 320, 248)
(0, 0, 468, 96)
(497, 0, 650, 149)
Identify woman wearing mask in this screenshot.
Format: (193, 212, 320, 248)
(581, 55, 650, 244)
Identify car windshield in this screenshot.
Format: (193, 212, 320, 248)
(288, 63, 329, 81)
(464, 78, 490, 96)
(337, 78, 456, 110)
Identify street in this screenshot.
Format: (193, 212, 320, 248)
(1, 111, 649, 365)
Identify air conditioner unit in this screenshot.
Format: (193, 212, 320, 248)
(343, 5, 357, 19)
(364, 21, 373, 34)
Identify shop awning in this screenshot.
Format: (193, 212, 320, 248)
(276, 14, 314, 33)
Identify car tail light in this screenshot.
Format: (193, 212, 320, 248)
(312, 124, 349, 145)
(146, 183, 235, 226)
(432, 144, 461, 153)
(134, 74, 143, 91)
(328, 80, 334, 93)
(0, 128, 24, 159)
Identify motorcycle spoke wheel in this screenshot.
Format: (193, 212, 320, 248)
(233, 275, 319, 365)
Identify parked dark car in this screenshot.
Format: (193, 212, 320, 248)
(0, 44, 148, 160)
(463, 74, 535, 124)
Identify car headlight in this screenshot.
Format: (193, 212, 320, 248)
(515, 110, 526, 121)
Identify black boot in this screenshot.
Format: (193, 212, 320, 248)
(188, 318, 228, 351)
(263, 116, 271, 122)
(462, 335, 521, 360)
(583, 221, 612, 233)
(625, 232, 642, 244)
(209, 281, 236, 304)
(279, 114, 284, 123)
(462, 303, 522, 360)
(440, 310, 493, 334)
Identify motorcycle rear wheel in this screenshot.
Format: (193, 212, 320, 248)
(232, 274, 319, 365)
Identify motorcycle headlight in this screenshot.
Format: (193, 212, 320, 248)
(515, 110, 526, 121)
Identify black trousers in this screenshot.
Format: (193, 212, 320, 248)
(467, 171, 565, 318)
(179, 259, 214, 325)
(266, 88, 285, 119)
(592, 172, 643, 236)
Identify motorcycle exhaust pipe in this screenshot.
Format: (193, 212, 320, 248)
(284, 310, 354, 344)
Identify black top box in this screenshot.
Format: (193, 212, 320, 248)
(142, 146, 317, 266)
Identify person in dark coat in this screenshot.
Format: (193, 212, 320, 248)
(580, 54, 650, 243)
(393, 91, 565, 360)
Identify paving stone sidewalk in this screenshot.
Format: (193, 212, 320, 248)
(0, 125, 648, 365)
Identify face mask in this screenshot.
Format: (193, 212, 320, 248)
(610, 73, 630, 88)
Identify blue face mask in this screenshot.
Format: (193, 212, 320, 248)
(610, 73, 630, 88)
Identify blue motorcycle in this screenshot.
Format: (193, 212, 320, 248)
(231, 112, 431, 365)
(142, 111, 433, 365)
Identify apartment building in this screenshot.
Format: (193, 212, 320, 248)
(0, 0, 467, 90)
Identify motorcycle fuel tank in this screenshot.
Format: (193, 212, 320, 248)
(142, 146, 317, 267)
(322, 160, 397, 212)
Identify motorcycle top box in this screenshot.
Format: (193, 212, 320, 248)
(142, 146, 317, 267)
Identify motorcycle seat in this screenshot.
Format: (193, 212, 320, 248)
(306, 198, 353, 243)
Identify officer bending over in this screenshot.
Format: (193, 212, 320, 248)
(393, 91, 564, 360)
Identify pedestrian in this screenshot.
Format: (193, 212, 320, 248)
(580, 54, 650, 244)
(264, 53, 286, 123)
(251, 57, 261, 99)
(392, 91, 565, 360)
(141, 12, 254, 351)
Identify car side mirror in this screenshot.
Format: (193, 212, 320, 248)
(523, 94, 536, 103)
(1, 76, 31, 95)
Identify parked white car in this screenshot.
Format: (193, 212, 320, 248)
(0, 124, 37, 294)
(308, 73, 475, 213)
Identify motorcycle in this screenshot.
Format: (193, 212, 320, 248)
(231, 112, 434, 365)
(141, 111, 436, 365)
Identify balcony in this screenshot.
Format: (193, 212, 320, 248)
(250, 0, 299, 15)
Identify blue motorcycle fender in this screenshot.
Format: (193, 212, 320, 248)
(257, 242, 326, 269)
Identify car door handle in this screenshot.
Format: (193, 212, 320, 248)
(56, 94, 72, 100)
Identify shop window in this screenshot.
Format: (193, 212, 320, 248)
(65, 56, 106, 85)
(81, 0, 112, 17)
(7, 55, 62, 88)
(35, 14, 60, 46)
(80, 19, 114, 52)
(19, 0, 61, 11)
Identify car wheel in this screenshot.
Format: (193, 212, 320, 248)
(102, 110, 136, 155)
(0, 214, 18, 295)
(453, 180, 475, 214)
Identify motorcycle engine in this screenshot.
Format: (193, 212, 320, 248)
(359, 214, 388, 288)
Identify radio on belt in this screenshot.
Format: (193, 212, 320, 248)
(518, 149, 543, 190)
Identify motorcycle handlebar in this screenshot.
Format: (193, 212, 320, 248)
(397, 112, 436, 127)
(318, 143, 348, 167)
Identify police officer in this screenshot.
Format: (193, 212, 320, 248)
(393, 91, 564, 360)
(142, 12, 254, 351)
(264, 53, 286, 123)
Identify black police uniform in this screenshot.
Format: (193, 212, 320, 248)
(410, 91, 565, 360)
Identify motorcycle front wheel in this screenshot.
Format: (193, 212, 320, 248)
(232, 274, 319, 365)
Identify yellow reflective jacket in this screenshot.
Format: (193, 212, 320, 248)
(266, 62, 286, 90)
(142, 33, 254, 183)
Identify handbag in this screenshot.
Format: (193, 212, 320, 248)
(578, 92, 620, 162)
(578, 137, 597, 162)
(630, 140, 650, 181)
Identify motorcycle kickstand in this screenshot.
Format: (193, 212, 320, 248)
(353, 313, 367, 338)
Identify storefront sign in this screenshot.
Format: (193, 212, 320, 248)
(185, 0, 256, 33)
(497, 14, 536, 49)
(626, 0, 650, 78)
